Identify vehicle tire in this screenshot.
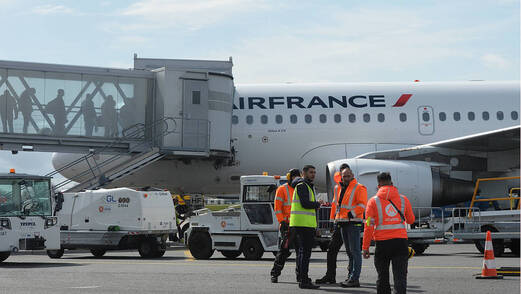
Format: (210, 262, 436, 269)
(188, 232, 214, 260)
(509, 239, 520, 256)
(474, 226, 504, 257)
(221, 250, 242, 259)
(138, 238, 158, 258)
(46, 249, 64, 259)
(242, 238, 264, 260)
(153, 248, 166, 258)
(90, 248, 107, 258)
(319, 242, 329, 252)
(410, 243, 428, 255)
(0, 252, 10, 262)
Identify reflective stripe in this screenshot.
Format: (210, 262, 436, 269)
(376, 223, 406, 230)
(400, 195, 405, 213)
(374, 197, 384, 226)
(291, 211, 316, 216)
(275, 196, 284, 202)
(356, 203, 366, 209)
(274, 210, 283, 214)
(336, 183, 358, 216)
(284, 184, 291, 206)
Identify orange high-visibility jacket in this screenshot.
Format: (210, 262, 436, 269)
(362, 185, 415, 250)
(274, 183, 294, 223)
(330, 179, 368, 221)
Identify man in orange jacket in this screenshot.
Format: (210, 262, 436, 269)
(316, 164, 367, 287)
(362, 172, 415, 294)
(270, 168, 301, 283)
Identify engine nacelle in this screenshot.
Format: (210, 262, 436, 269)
(326, 158, 475, 209)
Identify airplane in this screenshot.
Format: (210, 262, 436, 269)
(52, 80, 520, 208)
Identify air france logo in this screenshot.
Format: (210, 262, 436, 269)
(233, 94, 413, 110)
(385, 204, 398, 217)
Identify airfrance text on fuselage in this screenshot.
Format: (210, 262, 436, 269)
(233, 95, 386, 109)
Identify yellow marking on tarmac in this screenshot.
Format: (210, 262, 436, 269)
(183, 250, 194, 261)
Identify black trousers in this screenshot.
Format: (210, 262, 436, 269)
(324, 225, 344, 277)
(374, 238, 409, 294)
(294, 227, 316, 283)
(270, 226, 299, 278)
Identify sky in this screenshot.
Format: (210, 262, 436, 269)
(0, 0, 519, 178)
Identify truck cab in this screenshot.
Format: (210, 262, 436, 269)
(0, 171, 60, 262)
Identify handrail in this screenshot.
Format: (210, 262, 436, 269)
(468, 176, 520, 217)
(46, 117, 174, 178)
(51, 117, 175, 190)
(509, 188, 521, 210)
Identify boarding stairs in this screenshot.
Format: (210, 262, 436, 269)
(47, 117, 174, 192)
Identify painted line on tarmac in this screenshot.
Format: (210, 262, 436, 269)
(48, 260, 482, 270)
(67, 286, 100, 289)
(183, 250, 194, 261)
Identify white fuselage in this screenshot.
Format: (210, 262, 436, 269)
(53, 81, 520, 199)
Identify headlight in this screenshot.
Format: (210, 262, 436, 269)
(0, 218, 11, 230)
(45, 217, 57, 228)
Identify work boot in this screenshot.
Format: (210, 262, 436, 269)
(270, 276, 278, 283)
(315, 275, 336, 284)
(340, 279, 360, 288)
(299, 281, 320, 289)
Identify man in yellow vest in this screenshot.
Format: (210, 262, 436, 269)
(290, 165, 324, 289)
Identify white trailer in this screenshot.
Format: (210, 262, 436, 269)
(0, 172, 60, 263)
(47, 187, 176, 258)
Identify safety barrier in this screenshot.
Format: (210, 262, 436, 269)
(468, 176, 520, 217)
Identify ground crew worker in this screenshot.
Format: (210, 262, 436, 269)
(362, 172, 415, 294)
(290, 165, 324, 289)
(316, 164, 367, 287)
(270, 168, 301, 283)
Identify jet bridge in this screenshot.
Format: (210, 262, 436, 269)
(0, 55, 236, 190)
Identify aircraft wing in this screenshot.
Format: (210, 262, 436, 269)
(357, 125, 520, 171)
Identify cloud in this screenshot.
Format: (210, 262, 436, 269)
(481, 53, 509, 69)
(32, 4, 74, 15)
(118, 0, 268, 30)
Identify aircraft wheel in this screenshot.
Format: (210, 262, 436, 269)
(188, 232, 214, 260)
(242, 238, 264, 260)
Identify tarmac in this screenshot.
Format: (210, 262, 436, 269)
(0, 243, 518, 294)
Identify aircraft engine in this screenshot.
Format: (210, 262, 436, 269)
(326, 158, 475, 209)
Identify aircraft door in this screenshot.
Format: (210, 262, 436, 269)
(240, 184, 278, 231)
(418, 106, 434, 135)
(182, 79, 209, 149)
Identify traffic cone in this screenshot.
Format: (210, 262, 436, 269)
(476, 231, 503, 279)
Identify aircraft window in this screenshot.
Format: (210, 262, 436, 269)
(422, 112, 430, 122)
(275, 115, 283, 124)
(378, 113, 385, 122)
(261, 115, 268, 124)
(290, 114, 297, 124)
(497, 111, 504, 120)
(348, 114, 356, 123)
(482, 111, 489, 121)
(363, 113, 370, 123)
(246, 115, 253, 125)
(305, 114, 312, 124)
(468, 112, 475, 121)
(399, 112, 407, 122)
(511, 111, 519, 120)
(439, 112, 446, 121)
(453, 112, 461, 121)
(334, 114, 341, 123)
(319, 114, 327, 123)
(232, 115, 238, 125)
